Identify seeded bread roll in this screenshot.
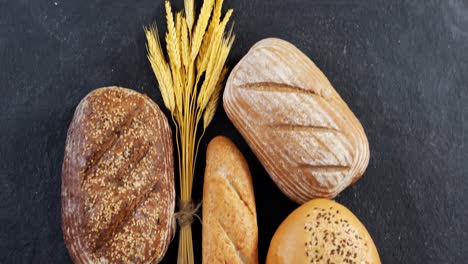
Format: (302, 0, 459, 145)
(223, 38, 370, 203)
(61, 87, 174, 263)
(202, 136, 258, 264)
(267, 199, 380, 264)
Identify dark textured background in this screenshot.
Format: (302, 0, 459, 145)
(1, 0, 467, 263)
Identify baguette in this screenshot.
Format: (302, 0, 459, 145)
(202, 136, 258, 264)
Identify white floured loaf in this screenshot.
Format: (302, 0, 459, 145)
(223, 38, 370, 203)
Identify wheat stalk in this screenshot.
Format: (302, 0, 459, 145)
(145, 0, 234, 263)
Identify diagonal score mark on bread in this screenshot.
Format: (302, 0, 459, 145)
(92, 142, 154, 251)
(238, 82, 333, 100)
(266, 124, 353, 170)
(264, 123, 341, 134)
(217, 219, 247, 264)
(81, 104, 144, 184)
(296, 163, 351, 173)
(112, 142, 152, 187)
(220, 171, 255, 216)
(232, 38, 336, 99)
(94, 178, 161, 252)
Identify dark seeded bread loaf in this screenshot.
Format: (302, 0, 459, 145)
(61, 86, 174, 263)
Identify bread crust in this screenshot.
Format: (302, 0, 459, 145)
(266, 199, 380, 264)
(61, 87, 174, 263)
(223, 38, 370, 203)
(202, 136, 258, 264)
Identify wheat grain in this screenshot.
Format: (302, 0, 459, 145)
(165, 1, 185, 116)
(205, 9, 232, 74)
(166, 1, 181, 70)
(145, 25, 175, 113)
(203, 66, 228, 129)
(196, 0, 218, 71)
(197, 11, 233, 110)
(190, 0, 215, 60)
(176, 12, 183, 64)
(181, 17, 190, 70)
(184, 0, 194, 32)
(201, 36, 233, 110)
(176, 12, 187, 87)
(196, 1, 229, 73)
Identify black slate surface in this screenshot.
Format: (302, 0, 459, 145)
(1, 0, 467, 263)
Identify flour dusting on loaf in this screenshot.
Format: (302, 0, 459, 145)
(223, 38, 369, 203)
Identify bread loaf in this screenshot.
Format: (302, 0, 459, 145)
(267, 199, 380, 264)
(223, 38, 370, 203)
(61, 87, 174, 263)
(202, 136, 258, 264)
